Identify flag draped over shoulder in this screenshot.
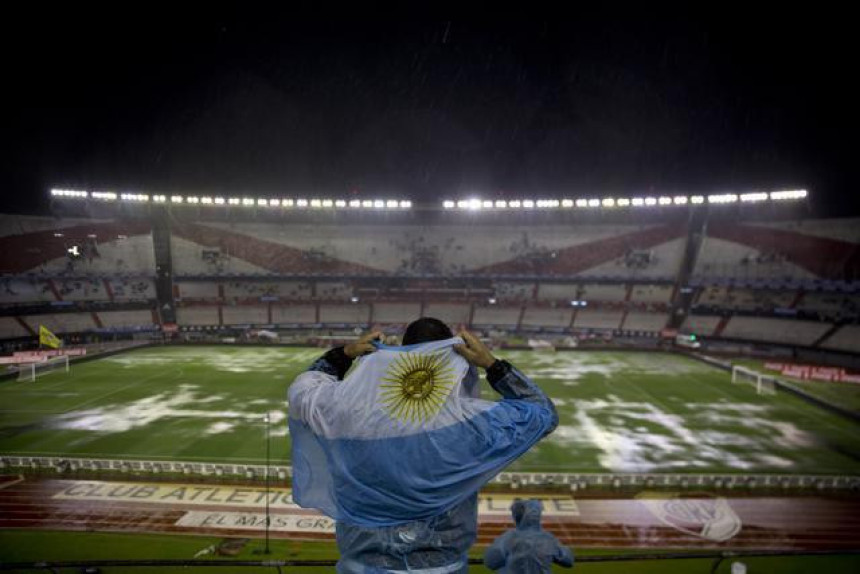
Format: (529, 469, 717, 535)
(39, 325, 61, 349)
(288, 337, 555, 527)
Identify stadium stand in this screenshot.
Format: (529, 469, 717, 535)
(21, 313, 96, 334)
(494, 282, 535, 302)
(629, 284, 674, 304)
(693, 237, 806, 280)
(98, 310, 157, 329)
(0, 278, 55, 304)
(316, 281, 354, 300)
(186, 222, 592, 275)
(1, 211, 859, 364)
(278, 282, 315, 300)
(176, 281, 220, 300)
(372, 302, 422, 324)
(695, 287, 798, 312)
(222, 305, 268, 325)
(472, 306, 522, 327)
(54, 278, 105, 301)
(108, 278, 155, 301)
(694, 219, 860, 281)
(820, 324, 860, 354)
(194, 222, 405, 272)
(0, 215, 160, 337)
(319, 304, 370, 324)
(423, 303, 470, 326)
(167, 220, 690, 278)
(271, 305, 317, 324)
(580, 284, 628, 302)
(176, 306, 220, 326)
(721, 316, 832, 347)
(171, 221, 378, 276)
(0, 215, 155, 276)
(583, 237, 687, 280)
(536, 283, 579, 301)
(521, 307, 572, 329)
(54, 234, 155, 276)
(679, 315, 722, 336)
(696, 287, 739, 308)
(224, 281, 284, 299)
(796, 292, 860, 320)
(574, 308, 624, 330)
(621, 312, 669, 332)
(0, 317, 31, 339)
(170, 236, 270, 276)
(223, 281, 316, 301)
(476, 223, 686, 277)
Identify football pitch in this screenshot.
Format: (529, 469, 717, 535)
(1, 345, 859, 475)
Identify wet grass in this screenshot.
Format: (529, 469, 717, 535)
(0, 346, 859, 475)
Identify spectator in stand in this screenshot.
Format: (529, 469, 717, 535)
(288, 319, 558, 573)
(484, 499, 574, 573)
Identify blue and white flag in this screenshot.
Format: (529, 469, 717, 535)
(288, 337, 554, 527)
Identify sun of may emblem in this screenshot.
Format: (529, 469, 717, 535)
(380, 352, 456, 425)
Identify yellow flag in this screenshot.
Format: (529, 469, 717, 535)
(39, 325, 61, 349)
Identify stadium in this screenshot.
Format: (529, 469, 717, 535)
(1, 189, 859, 571)
(2, 15, 858, 574)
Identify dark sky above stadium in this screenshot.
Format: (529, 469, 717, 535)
(2, 9, 853, 215)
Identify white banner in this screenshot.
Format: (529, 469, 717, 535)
(54, 482, 301, 509)
(53, 481, 579, 516)
(764, 361, 860, 384)
(177, 511, 335, 533)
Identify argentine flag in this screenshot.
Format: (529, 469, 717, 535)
(288, 337, 555, 527)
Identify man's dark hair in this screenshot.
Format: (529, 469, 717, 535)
(402, 317, 453, 346)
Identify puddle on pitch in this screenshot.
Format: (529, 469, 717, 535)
(548, 397, 809, 472)
(48, 384, 287, 434)
(103, 348, 298, 373)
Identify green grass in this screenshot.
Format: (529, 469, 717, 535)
(1, 346, 859, 475)
(1, 529, 859, 573)
(733, 358, 860, 414)
(499, 350, 860, 474)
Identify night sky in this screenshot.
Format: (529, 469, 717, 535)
(2, 10, 854, 215)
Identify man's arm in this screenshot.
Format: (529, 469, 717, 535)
(486, 360, 557, 423)
(455, 331, 558, 433)
(289, 331, 384, 425)
(307, 346, 353, 379)
(306, 330, 384, 379)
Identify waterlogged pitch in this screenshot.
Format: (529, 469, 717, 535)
(1, 345, 859, 475)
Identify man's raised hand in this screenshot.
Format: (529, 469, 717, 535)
(454, 330, 497, 369)
(344, 330, 385, 358)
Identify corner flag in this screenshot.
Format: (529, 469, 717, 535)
(39, 325, 61, 349)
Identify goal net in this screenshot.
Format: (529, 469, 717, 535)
(17, 355, 70, 382)
(731, 365, 777, 395)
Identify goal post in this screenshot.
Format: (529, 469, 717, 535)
(731, 364, 777, 395)
(16, 355, 70, 382)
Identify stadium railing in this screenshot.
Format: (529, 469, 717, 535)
(3, 455, 859, 491)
